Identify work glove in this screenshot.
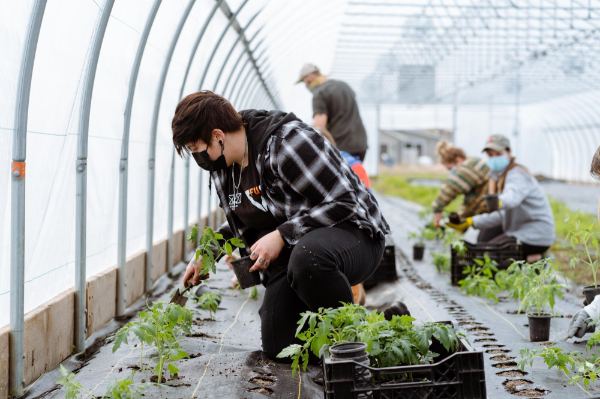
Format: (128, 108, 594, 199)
(566, 295, 600, 339)
(446, 216, 473, 233)
(566, 309, 595, 339)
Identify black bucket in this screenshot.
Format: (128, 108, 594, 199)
(528, 314, 551, 342)
(231, 256, 261, 289)
(583, 285, 600, 305)
(484, 194, 500, 212)
(413, 244, 425, 261)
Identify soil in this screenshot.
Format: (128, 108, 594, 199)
(485, 349, 511, 355)
(513, 388, 548, 397)
(490, 354, 516, 362)
(492, 361, 519, 369)
(497, 370, 528, 377)
(503, 379, 533, 392)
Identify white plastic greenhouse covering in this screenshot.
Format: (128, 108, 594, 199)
(0, 0, 348, 331)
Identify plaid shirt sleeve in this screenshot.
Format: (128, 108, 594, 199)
(268, 125, 370, 245)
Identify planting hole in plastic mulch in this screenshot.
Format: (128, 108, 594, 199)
(483, 344, 505, 348)
(248, 387, 274, 395)
(497, 370, 528, 377)
(467, 326, 490, 332)
(474, 332, 495, 337)
(474, 338, 497, 342)
(513, 388, 548, 397)
(249, 376, 276, 387)
(503, 379, 533, 393)
(493, 361, 518, 369)
(486, 349, 511, 355)
(490, 354, 516, 362)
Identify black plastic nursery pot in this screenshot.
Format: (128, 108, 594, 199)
(413, 244, 425, 261)
(231, 256, 261, 289)
(583, 285, 600, 305)
(484, 194, 500, 212)
(528, 313, 551, 342)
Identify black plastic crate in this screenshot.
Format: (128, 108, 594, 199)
(322, 331, 485, 399)
(363, 238, 398, 290)
(450, 241, 524, 286)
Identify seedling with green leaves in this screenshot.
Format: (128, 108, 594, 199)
(432, 251, 450, 273)
(58, 365, 144, 399)
(409, 226, 441, 246)
(113, 302, 192, 384)
(187, 225, 245, 276)
(567, 221, 600, 287)
(519, 346, 600, 388)
(518, 261, 565, 316)
(277, 303, 460, 375)
(458, 256, 502, 302)
(194, 290, 222, 319)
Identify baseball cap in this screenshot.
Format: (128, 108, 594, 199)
(296, 63, 320, 84)
(482, 134, 511, 153)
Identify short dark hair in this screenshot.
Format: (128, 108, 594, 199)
(172, 91, 243, 156)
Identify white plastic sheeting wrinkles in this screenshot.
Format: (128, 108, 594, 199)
(0, 0, 283, 328)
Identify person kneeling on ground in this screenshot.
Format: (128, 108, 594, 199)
(172, 91, 390, 359)
(566, 145, 600, 339)
(431, 141, 495, 242)
(447, 134, 555, 261)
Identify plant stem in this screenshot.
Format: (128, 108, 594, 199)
(584, 240, 597, 287)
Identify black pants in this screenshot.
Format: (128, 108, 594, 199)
(486, 233, 550, 257)
(477, 225, 504, 243)
(258, 224, 385, 359)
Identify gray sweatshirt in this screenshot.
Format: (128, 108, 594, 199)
(472, 167, 555, 246)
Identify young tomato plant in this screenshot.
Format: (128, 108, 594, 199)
(432, 251, 450, 273)
(518, 264, 565, 316)
(58, 365, 144, 399)
(187, 225, 245, 275)
(277, 303, 460, 375)
(458, 256, 501, 302)
(113, 302, 192, 383)
(567, 221, 600, 287)
(194, 291, 222, 320)
(519, 346, 600, 388)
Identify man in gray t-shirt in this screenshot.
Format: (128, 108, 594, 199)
(297, 63, 368, 160)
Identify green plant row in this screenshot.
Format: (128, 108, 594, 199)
(519, 327, 600, 388)
(277, 303, 460, 375)
(459, 258, 565, 315)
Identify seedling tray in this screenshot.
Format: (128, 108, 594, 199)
(450, 241, 524, 286)
(322, 327, 485, 399)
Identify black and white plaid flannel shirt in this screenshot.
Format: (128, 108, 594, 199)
(211, 120, 390, 246)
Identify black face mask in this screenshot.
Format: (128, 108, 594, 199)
(192, 141, 227, 171)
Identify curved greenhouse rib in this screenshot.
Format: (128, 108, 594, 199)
(75, 0, 115, 354)
(10, 2, 48, 395)
(146, 0, 195, 292)
(117, 0, 162, 316)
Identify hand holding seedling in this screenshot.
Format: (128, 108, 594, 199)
(249, 229, 284, 272)
(182, 259, 209, 288)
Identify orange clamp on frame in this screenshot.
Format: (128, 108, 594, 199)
(12, 161, 26, 178)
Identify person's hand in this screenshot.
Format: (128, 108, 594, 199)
(566, 309, 594, 339)
(249, 230, 285, 272)
(446, 217, 473, 233)
(182, 258, 208, 288)
(433, 212, 443, 228)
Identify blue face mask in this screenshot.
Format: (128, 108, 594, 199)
(487, 155, 510, 173)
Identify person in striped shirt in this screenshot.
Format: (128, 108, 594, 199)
(432, 141, 498, 242)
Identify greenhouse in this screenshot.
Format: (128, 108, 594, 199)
(1, 0, 599, 398)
